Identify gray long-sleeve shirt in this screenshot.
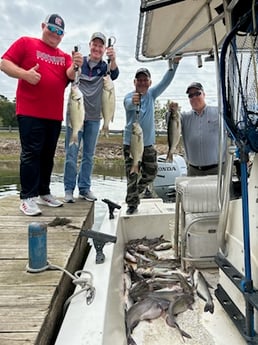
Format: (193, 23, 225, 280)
(181, 105, 226, 166)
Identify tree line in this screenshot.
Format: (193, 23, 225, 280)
(0, 95, 169, 130)
(0, 95, 17, 127)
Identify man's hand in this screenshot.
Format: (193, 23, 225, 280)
(25, 64, 41, 85)
(132, 92, 141, 105)
(72, 50, 83, 68)
(168, 55, 182, 69)
(106, 46, 116, 62)
(169, 101, 179, 113)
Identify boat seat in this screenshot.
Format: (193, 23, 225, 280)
(176, 175, 219, 213)
(174, 176, 220, 269)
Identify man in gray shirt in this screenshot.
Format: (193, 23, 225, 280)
(63, 32, 119, 202)
(169, 82, 226, 176)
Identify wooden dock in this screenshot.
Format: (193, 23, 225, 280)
(0, 195, 94, 345)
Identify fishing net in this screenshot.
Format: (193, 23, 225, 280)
(220, 2, 258, 153)
(218, 4, 258, 340)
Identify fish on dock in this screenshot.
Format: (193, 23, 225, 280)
(101, 74, 115, 137)
(68, 83, 85, 145)
(130, 122, 144, 174)
(166, 102, 181, 162)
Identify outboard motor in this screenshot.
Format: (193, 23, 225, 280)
(153, 154, 187, 201)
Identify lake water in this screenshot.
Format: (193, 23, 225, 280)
(0, 173, 127, 231)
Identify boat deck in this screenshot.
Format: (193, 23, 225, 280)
(0, 195, 94, 345)
(55, 199, 247, 345)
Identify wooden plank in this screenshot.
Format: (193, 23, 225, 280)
(0, 195, 94, 345)
(0, 307, 45, 332)
(0, 333, 37, 345)
(0, 286, 54, 306)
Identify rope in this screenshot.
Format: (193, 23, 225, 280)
(47, 262, 96, 315)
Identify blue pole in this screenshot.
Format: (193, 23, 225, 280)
(27, 222, 48, 273)
(240, 160, 255, 337)
(241, 161, 252, 281)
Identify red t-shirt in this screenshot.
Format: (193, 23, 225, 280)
(2, 37, 72, 121)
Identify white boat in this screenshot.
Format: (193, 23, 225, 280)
(56, 1, 258, 344)
(55, 196, 246, 345)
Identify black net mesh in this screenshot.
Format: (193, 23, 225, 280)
(221, 6, 258, 152)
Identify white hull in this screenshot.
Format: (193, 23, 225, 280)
(55, 196, 248, 345)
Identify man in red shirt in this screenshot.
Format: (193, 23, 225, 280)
(1, 13, 83, 216)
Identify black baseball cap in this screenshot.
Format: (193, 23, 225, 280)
(135, 68, 151, 78)
(45, 14, 65, 30)
(186, 82, 204, 93)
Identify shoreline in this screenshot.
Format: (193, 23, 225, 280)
(0, 133, 174, 162)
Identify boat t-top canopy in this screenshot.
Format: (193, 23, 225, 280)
(135, 0, 242, 62)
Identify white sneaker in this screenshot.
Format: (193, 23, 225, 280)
(20, 198, 42, 216)
(37, 194, 63, 207)
(79, 190, 97, 202)
(64, 192, 75, 203)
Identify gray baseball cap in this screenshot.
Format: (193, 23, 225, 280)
(90, 32, 106, 45)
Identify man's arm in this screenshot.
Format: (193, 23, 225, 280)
(1, 59, 41, 85)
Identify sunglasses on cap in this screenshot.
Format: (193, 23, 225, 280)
(188, 91, 202, 99)
(47, 25, 64, 36)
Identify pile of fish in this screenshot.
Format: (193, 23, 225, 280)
(123, 235, 214, 345)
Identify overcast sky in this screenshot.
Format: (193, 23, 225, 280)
(0, 0, 218, 129)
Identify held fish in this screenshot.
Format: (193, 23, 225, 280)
(130, 122, 144, 174)
(192, 269, 214, 313)
(166, 102, 181, 162)
(68, 84, 85, 145)
(101, 74, 115, 137)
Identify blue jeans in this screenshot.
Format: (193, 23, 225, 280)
(17, 115, 61, 199)
(64, 119, 100, 194)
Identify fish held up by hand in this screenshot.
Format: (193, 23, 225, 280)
(130, 122, 144, 175)
(101, 74, 115, 138)
(68, 84, 85, 145)
(166, 101, 181, 162)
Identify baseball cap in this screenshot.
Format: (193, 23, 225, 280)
(45, 14, 65, 30)
(186, 82, 204, 93)
(135, 68, 151, 78)
(90, 32, 106, 45)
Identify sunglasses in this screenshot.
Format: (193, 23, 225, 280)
(47, 25, 64, 36)
(188, 91, 202, 99)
